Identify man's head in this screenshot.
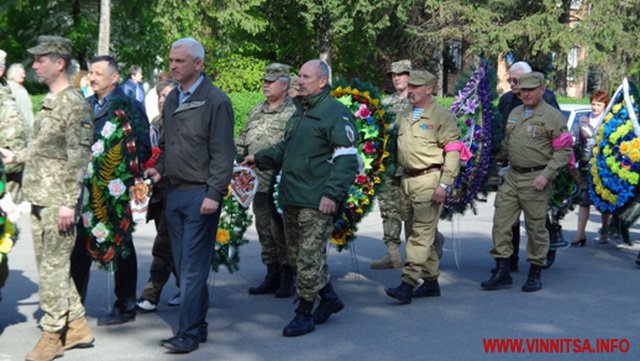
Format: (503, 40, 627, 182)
(169, 37, 204, 86)
(89, 55, 120, 99)
(507, 61, 532, 96)
(407, 70, 437, 108)
(297, 60, 329, 98)
(0, 49, 6, 78)
(7, 63, 26, 85)
(28, 35, 72, 85)
(518, 72, 545, 108)
(387, 59, 411, 94)
(262, 63, 290, 103)
(128, 65, 143, 83)
(155, 80, 176, 112)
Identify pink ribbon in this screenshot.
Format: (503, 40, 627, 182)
(444, 141, 473, 162)
(551, 131, 576, 169)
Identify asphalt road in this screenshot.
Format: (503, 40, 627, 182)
(1, 193, 639, 361)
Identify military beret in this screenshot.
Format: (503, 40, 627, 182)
(263, 63, 290, 82)
(518, 72, 545, 89)
(408, 70, 437, 87)
(387, 59, 411, 75)
(27, 35, 72, 56)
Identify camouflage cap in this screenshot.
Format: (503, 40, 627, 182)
(408, 70, 436, 87)
(27, 35, 72, 56)
(519, 72, 544, 89)
(263, 63, 290, 81)
(387, 59, 411, 75)
(0, 49, 6, 68)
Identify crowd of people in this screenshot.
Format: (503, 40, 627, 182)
(0, 33, 637, 361)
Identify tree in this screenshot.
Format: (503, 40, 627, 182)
(97, 0, 110, 55)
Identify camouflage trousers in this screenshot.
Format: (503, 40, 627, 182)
(283, 206, 332, 302)
(378, 176, 408, 246)
(31, 205, 85, 332)
(253, 192, 288, 266)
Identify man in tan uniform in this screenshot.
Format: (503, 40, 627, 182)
(236, 63, 296, 298)
(2, 35, 95, 361)
(386, 70, 461, 304)
(481, 72, 571, 292)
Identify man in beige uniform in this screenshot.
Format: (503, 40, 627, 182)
(481, 72, 571, 292)
(386, 70, 461, 304)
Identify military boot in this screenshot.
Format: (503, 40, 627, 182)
(282, 298, 315, 337)
(275, 265, 296, 298)
(542, 250, 556, 269)
(63, 316, 94, 350)
(481, 258, 512, 290)
(248, 263, 280, 295)
(412, 278, 441, 298)
(371, 243, 402, 269)
(26, 331, 64, 361)
(522, 264, 543, 292)
(385, 282, 413, 304)
(312, 282, 344, 324)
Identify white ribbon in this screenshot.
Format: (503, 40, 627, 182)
(329, 146, 364, 173)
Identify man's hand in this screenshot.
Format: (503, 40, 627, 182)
(201, 197, 219, 215)
(58, 206, 75, 232)
(240, 154, 256, 168)
(319, 196, 337, 215)
(0, 148, 15, 164)
(533, 175, 548, 191)
(432, 186, 447, 204)
(144, 168, 161, 183)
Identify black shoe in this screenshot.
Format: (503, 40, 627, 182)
(385, 282, 413, 304)
(283, 298, 315, 337)
(542, 250, 556, 270)
(482, 258, 513, 290)
(249, 263, 280, 295)
(636, 253, 640, 267)
(275, 265, 296, 298)
(198, 326, 207, 343)
(571, 238, 586, 247)
(97, 309, 135, 326)
(522, 264, 543, 292)
(312, 282, 344, 324)
(162, 333, 199, 354)
(412, 279, 441, 298)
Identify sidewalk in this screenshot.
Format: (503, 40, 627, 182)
(1, 194, 639, 360)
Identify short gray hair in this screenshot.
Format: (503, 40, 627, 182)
(6, 63, 25, 81)
(172, 38, 205, 63)
(509, 61, 532, 74)
(317, 60, 332, 86)
(277, 76, 290, 89)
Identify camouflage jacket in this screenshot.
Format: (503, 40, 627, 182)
(236, 96, 295, 193)
(0, 85, 29, 174)
(17, 86, 94, 207)
(381, 92, 410, 177)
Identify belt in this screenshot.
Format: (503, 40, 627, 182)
(511, 165, 546, 174)
(169, 182, 206, 190)
(404, 164, 442, 178)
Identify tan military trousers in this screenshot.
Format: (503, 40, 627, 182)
(399, 172, 442, 286)
(31, 205, 85, 332)
(491, 169, 550, 267)
(283, 206, 332, 302)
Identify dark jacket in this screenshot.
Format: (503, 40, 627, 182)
(255, 87, 359, 209)
(155, 75, 235, 202)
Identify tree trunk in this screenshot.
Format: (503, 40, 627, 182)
(98, 0, 111, 55)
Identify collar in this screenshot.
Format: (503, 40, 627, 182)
(178, 74, 204, 103)
(262, 96, 293, 114)
(296, 87, 331, 111)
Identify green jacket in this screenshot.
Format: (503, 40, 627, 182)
(255, 88, 358, 209)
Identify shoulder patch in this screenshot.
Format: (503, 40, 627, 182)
(82, 120, 93, 129)
(345, 125, 355, 143)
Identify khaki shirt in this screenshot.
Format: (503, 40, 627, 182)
(499, 101, 571, 181)
(397, 100, 461, 185)
(236, 96, 295, 192)
(18, 86, 93, 207)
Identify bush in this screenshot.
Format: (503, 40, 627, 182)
(213, 56, 268, 93)
(228, 91, 264, 138)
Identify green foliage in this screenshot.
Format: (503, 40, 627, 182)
(228, 91, 264, 137)
(213, 57, 268, 94)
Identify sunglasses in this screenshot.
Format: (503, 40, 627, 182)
(507, 78, 519, 85)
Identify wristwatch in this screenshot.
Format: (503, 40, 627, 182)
(439, 183, 449, 190)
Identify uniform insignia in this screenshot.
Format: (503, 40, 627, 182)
(82, 120, 93, 128)
(419, 123, 433, 130)
(345, 125, 355, 143)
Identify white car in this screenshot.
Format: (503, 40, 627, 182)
(559, 103, 591, 134)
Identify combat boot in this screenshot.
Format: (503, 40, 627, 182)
(63, 316, 94, 350)
(312, 282, 344, 324)
(283, 298, 315, 337)
(481, 258, 512, 290)
(275, 265, 296, 298)
(412, 278, 441, 298)
(371, 243, 402, 269)
(26, 331, 64, 361)
(249, 263, 280, 295)
(522, 264, 543, 292)
(542, 250, 556, 269)
(385, 282, 413, 304)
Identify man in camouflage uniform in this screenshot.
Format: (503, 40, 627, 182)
(236, 63, 296, 298)
(386, 70, 461, 304)
(243, 60, 358, 337)
(482, 72, 571, 293)
(2, 35, 95, 361)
